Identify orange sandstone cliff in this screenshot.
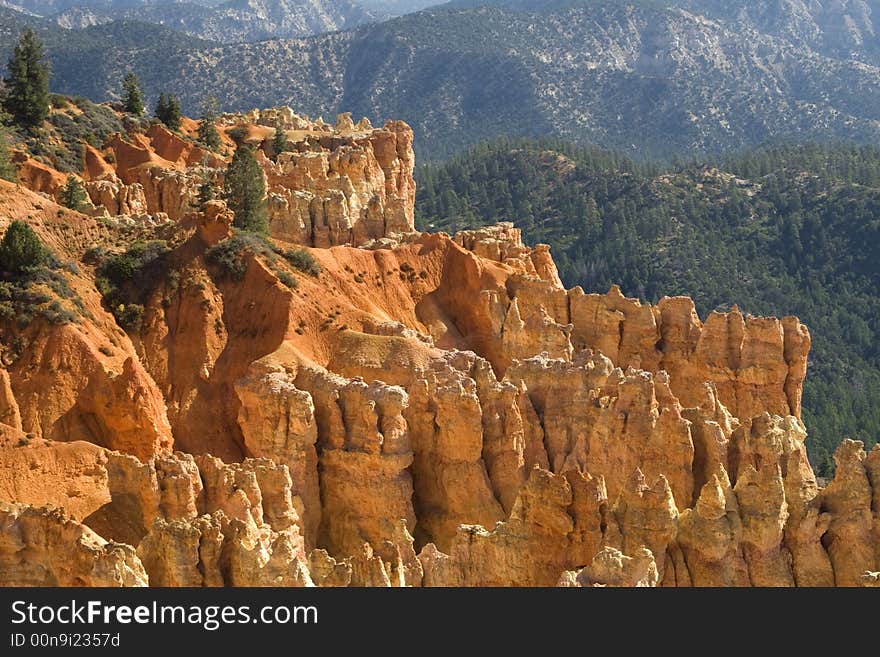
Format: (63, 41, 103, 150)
(0, 108, 877, 587)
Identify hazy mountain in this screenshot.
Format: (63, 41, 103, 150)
(355, 0, 442, 13)
(6, 0, 384, 42)
(5, 1, 880, 159)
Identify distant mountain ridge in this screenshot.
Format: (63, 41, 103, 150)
(3, 1, 880, 159)
(2, 0, 387, 42)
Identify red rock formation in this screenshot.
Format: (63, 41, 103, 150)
(264, 119, 416, 247)
(0, 112, 876, 588)
(0, 503, 146, 586)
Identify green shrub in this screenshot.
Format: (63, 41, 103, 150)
(0, 257, 83, 327)
(275, 270, 298, 289)
(0, 221, 47, 274)
(0, 128, 17, 182)
(197, 96, 222, 152)
(49, 94, 69, 109)
(206, 233, 274, 281)
(41, 300, 77, 324)
(98, 240, 170, 285)
(227, 126, 248, 146)
(94, 240, 170, 331)
(83, 245, 107, 264)
(114, 303, 145, 332)
(3, 29, 50, 133)
(278, 247, 322, 276)
(121, 72, 144, 117)
(225, 145, 267, 234)
(155, 93, 182, 131)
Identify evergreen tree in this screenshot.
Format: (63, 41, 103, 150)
(197, 96, 222, 152)
(0, 220, 46, 274)
(272, 123, 289, 160)
(0, 127, 17, 182)
(3, 28, 50, 133)
(196, 178, 217, 211)
(121, 72, 144, 117)
(154, 92, 181, 131)
(224, 145, 267, 233)
(59, 174, 87, 211)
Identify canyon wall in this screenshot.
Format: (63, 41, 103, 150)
(0, 109, 877, 587)
(76, 110, 417, 248)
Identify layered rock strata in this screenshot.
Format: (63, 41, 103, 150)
(0, 115, 875, 587)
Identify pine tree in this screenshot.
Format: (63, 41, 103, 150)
(121, 72, 144, 117)
(59, 174, 87, 211)
(272, 123, 289, 160)
(197, 96, 222, 152)
(197, 178, 217, 211)
(224, 145, 267, 234)
(3, 28, 50, 133)
(0, 127, 17, 182)
(154, 92, 181, 131)
(0, 220, 46, 274)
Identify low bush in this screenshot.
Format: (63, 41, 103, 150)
(94, 240, 171, 332)
(275, 269, 298, 290)
(206, 233, 275, 281)
(277, 246, 322, 276)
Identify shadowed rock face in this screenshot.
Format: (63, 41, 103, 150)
(0, 108, 875, 587)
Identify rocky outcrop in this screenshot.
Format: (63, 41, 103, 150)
(88, 452, 314, 587)
(292, 365, 416, 559)
(0, 440, 110, 521)
(0, 503, 147, 586)
(454, 223, 563, 288)
(4, 321, 173, 462)
(264, 120, 416, 247)
(558, 547, 659, 587)
(419, 467, 575, 586)
(820, 440, 876, 586)
(234, 359, 320, 545)
(568, 290, 811, 425)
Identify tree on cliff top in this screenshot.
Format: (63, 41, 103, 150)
(224, 144, 267, 234)
(196, 177, 217, 211)
(59, 174, 87, 211)
(272, 123, 289, 160)
(121, 72, 144, 117)
(154, 92, 181, 131)
(3, 29, 50, 133)
(197, 96, 222, 152)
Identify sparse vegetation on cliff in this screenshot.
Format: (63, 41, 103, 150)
(0, 128, 16, 182)
(95, 240, 171, 331)
(278, 246, 322, 277)
(44, 96, 124, 173)
(205, 232, 275, 281)
(0, 220, 83, 326)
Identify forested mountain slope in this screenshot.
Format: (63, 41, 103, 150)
(416, 140, 880, 470)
